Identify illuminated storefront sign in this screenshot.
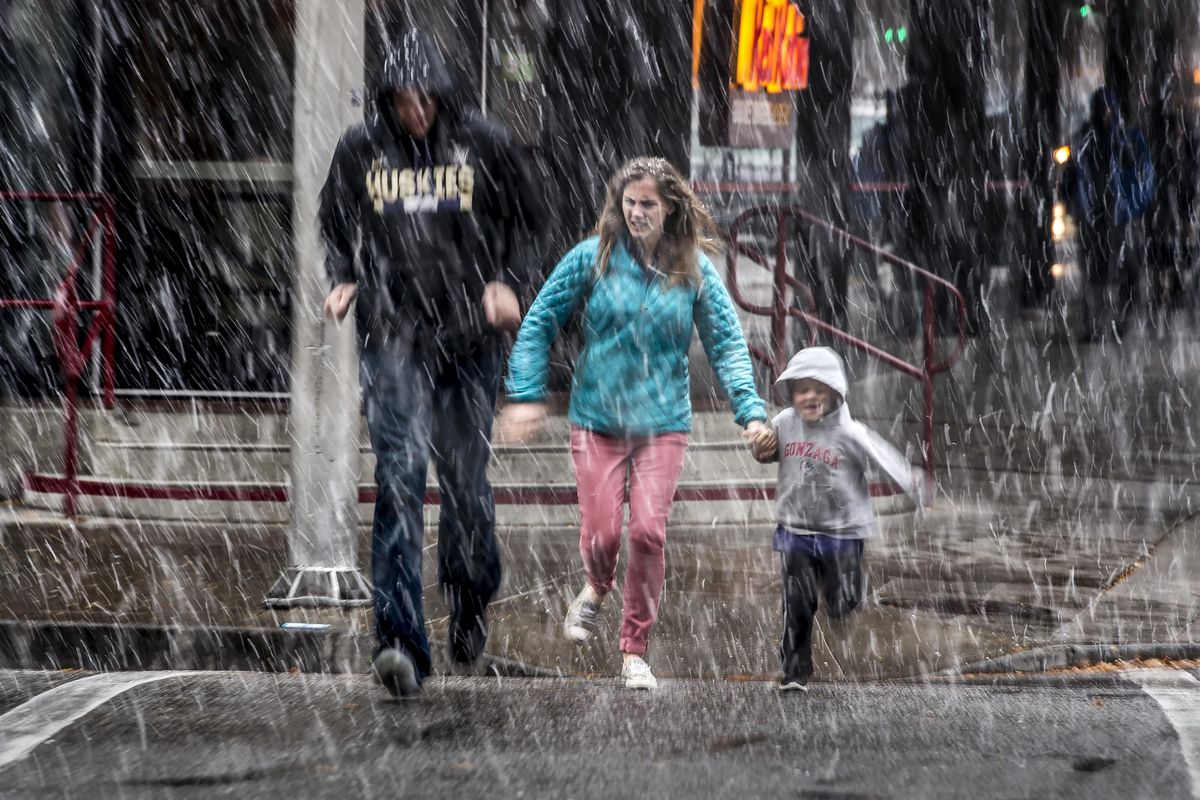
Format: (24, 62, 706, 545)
(734, 0, 809, 92)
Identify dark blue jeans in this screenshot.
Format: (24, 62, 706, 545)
(360, 336, 503, 681)
(776, 529, 865, 681)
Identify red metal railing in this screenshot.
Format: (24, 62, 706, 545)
(0, 191, 117, 517)
(725, 205, 968, 483)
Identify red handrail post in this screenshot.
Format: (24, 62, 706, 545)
(100, 196, 117, 409)
(922, 277, 936, 481)
(0, 190, 119, 519)
(62, 363, 80, 520)
(772, 211, 789, 375)
(53, 273, 83, 520)
(719, 200, 968, 500)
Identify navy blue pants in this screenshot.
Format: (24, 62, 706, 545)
(360, 336, 503, 681)
(776, 528, 865, 681)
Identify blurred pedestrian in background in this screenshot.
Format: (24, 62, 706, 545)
(1063, 87, 1155, 342)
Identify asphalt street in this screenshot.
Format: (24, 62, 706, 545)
(1, 668, 1198, 799)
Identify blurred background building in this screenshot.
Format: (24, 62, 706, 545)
(0, 0, 1197, 397)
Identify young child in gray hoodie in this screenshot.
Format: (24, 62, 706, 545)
(748, 347, 924, 691)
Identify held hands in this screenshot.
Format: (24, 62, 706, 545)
(483, 281, 522, 332)
(323, 282, 358, 322)
(494, 402, 548, 445)
(742, 420, 777, 462)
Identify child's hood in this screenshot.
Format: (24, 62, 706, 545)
(774, 347, 850, 423)
(775, 347, 847, 397)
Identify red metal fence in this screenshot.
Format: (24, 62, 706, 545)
(7, 192, 961, 517)
(0, 191, 117, 517)
(725, 205, 967, 484)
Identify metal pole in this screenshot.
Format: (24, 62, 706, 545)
(479, 0, 490, 114)
(88, 0, 106, 398)
(922, 278, 936, 481)
(62, 359, 80, 520)
(101, 196, 116, 409)
(773, 211, 789, 375)
(264, 0, 370, 609)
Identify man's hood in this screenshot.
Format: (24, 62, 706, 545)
(367, 28, 458, 146)
(371, 28, 454, 102)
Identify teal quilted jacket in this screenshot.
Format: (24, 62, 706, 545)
(506, 237, 767, 436)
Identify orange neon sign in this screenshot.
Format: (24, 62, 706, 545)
(734, 0, 808, 93)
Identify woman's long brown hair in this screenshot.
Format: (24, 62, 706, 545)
(593, 156, 720, 288)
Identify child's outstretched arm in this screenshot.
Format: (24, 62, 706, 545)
(848, 422, 932, 507)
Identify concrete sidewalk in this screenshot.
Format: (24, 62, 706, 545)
(1, 464, 1193, 681)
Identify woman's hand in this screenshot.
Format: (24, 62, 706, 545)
(742, 420, 777, 462)
(483, 281, 522, 332)
(494, 402, 549, 444)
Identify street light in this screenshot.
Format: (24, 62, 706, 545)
(1051, 202, 1067, 241)
(1053, 145, 1071, 164)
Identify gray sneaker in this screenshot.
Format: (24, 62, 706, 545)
(372, 647, 421, 698)
(563, 586, 602, 643)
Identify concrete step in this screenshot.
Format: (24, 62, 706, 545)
(86, 438, 779, 485)
(87, 404, 293, 447)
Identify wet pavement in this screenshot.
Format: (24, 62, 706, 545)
(1, 668, 1197, 799)
(0, 485, 1194, 682)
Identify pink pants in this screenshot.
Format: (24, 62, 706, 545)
(569, 426, 688, 655)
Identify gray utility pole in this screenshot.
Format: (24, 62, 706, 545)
(264, 0, 371, 609)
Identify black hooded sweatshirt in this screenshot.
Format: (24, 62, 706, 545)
(318, 30, 541, 357)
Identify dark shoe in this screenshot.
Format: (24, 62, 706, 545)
(449, 657, 501, 678)
(778, 675, 809, 693)
(448, 604, 488, 665)
(372, 647, 421, 698)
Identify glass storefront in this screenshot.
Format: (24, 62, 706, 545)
(112, 0, 295, 393)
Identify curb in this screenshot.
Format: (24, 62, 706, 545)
(947, 642, 1200, 676)
(0, 620, 561, 679)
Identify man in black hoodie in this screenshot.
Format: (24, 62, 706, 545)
(319, 29, 540, 696)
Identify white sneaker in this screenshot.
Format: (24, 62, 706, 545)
(621, 656, 657, 690)
(563, 586, 602, 643)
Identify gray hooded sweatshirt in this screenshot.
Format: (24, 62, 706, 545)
(772, 347, 921, 540)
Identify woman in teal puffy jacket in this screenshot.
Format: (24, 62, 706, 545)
(496, 157, 768, 690)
